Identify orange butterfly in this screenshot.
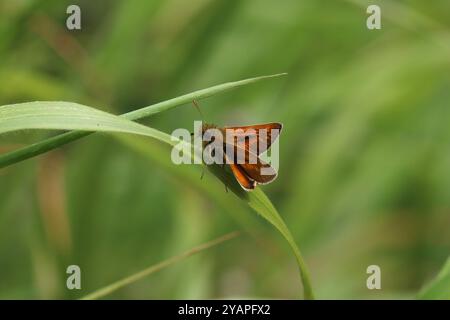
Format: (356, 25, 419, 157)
(201, 122, 282, 191)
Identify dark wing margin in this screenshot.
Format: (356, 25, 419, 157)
(238, 160, 277, 184)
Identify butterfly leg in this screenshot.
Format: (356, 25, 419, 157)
(220, 162, 228, 192)
(200, 166, 205, 180)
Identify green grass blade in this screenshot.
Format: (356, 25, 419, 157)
(207, 165, 315, 299)
(248, 188, 314, 299)
(0, 101, 170, 138)
(81, 231, 240, 300)
(117, 134, 314, 299)
(418, 257, 450, 300)
(122, 73, 287, 120)
(0, 73, 286, 168)
(0, 73, 314, 298)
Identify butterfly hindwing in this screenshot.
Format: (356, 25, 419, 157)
(224, 142, 277, 187)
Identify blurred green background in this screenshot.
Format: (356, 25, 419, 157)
(0, 0, 449, 299)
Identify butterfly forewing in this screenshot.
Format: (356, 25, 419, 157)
(223, 123, 282, 155)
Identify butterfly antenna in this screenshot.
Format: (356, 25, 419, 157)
(192, 99, 205, 121)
